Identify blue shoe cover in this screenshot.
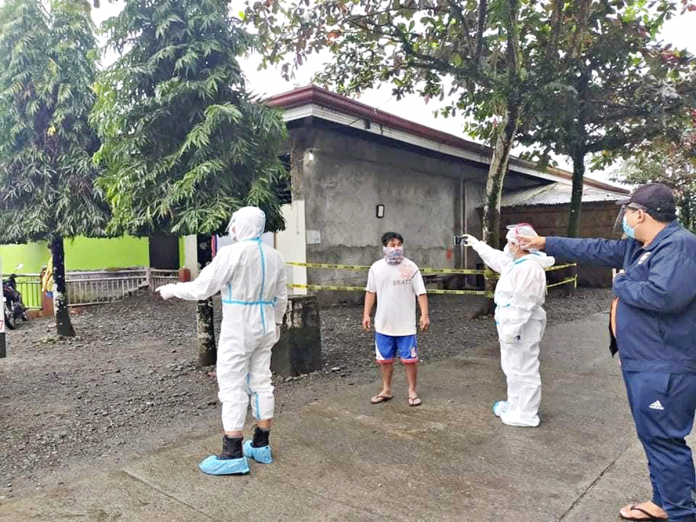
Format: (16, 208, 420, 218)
(198, 455, 250, 475)
(243, 440, 273, 464)
(492, 401, 510, 417)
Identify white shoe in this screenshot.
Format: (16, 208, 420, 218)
(492, 401, 510, 417)
(500, 410, 539, 427)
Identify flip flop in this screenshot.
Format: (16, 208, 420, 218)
(408, 396, 422, 407)
(620, 504, 668, 521)
(370, 394, 393, 404)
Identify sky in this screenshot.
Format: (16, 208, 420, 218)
(89, 3, 696, 185)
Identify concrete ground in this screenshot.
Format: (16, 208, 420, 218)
(0, 311, 677, 522)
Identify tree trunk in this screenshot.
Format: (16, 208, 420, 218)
(479, 108, 519, 314)
(482, 112, 518, 247)
(476, 0, 521, 316)
(196, 234, 216, 367)
(564, 150, 587, 297)
(51, 236, 76, 337)
(567, 150, 586, 238)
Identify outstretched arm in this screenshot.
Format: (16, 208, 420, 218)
(156, 249, 237, 301)
(519, 235, 627, 268)
(462, 235, 512, 274)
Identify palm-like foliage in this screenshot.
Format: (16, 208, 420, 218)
(93, 0, 290, 364)
(0, 0, 108, 336)
(93, 0, 289, 237)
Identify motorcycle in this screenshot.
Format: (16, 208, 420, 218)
(3, 263, 28, 330)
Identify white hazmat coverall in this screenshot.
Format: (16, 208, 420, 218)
(467, 226, 554, 427)
(157, 207, 288, 432)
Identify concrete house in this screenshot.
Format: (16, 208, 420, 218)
(0, 85, 627, 309)
(265, 86, 628, 300)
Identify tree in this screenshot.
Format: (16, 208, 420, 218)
(246, 0, 550, 251)
(518, 0, 696, 237)
(246, 0, 561, 314)
(611, 110, 696, 231)
(0, 0, 108, 337)
(93, 0, 289, 365)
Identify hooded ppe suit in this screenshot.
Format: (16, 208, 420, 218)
(465, 224, 554, 427)
(157, 207, 288, 433)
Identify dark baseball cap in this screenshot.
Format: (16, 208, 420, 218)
(616, 183, 676, 217)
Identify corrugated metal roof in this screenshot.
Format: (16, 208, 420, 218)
(501, 183, 626, 207)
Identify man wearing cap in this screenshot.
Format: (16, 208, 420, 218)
(519, 183, 696, 522)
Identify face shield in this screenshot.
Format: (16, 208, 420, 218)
(506, 223, 539, 252)
(613, 204, 646, 236)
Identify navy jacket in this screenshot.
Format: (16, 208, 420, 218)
(546, 221, 696, 373)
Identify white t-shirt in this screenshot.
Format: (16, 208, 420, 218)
(366, 258, 427, 336)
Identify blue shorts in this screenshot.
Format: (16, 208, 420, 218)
(374, 333, 418, 364)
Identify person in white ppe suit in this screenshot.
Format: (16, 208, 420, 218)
(461, 223, 554, 427)
(156, 207, 288, 475)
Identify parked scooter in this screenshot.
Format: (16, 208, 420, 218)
(3, 264, 28, 330)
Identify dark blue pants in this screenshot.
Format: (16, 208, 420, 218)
(623, 371, 696, 522)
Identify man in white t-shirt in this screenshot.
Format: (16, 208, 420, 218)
(362, 232, 430, 407)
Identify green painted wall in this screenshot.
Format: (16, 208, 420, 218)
(63, 236, 150, 270)
(0, 242, 46, 274)
(0, 235, 150, 275)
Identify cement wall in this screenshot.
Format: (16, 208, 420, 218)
(294, 126, 491, 302)
(275, 201, 308, 295)
(282, 121, 560, 302)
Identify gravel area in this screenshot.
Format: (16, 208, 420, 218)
(0, 287, 613, 502)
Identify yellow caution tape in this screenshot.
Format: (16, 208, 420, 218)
(286, 262, 371, 270)
(546, 277, 578, 289)
(287, 263, 577, 294)
(422, 267, 489, 275)
(286, 261, 575, 275)
(288, 284, 493, 297)
(544, 263, 577, 272)
(289, 284, 366, 292)
(422, 288, 494, 297)
(286, 261, 488, 275)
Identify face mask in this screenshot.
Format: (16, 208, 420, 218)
(622, 214, 636, 239)
(383, 246, 404, 265)
(503, 244, 515, 259)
